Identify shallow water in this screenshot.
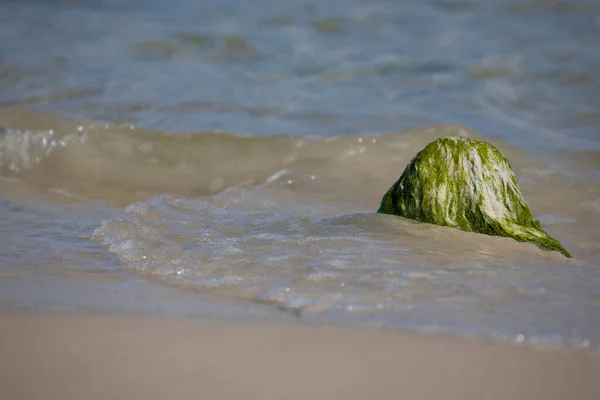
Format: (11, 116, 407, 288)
(1, 0, 600, 349)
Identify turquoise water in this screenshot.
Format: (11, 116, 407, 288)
(1, 0, 599, 349)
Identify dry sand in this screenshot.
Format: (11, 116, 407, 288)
(1, 313, 599, 400)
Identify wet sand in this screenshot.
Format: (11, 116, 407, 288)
(1, 313, 598, 400)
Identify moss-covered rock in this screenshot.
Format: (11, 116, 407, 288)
(378, 137, 571, 257)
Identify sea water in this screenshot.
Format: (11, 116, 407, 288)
(1, 0, 599, 349)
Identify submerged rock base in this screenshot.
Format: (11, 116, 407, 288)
(378, 137, 571, 257)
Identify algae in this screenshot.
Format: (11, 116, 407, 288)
(313, 19, 344, 35)
(212, 35, 262, 62)
(224, 35, 252, 51)
(378, 137, 572, 257)
(178, 33, 213, 49)
(132, 34, 213, 60)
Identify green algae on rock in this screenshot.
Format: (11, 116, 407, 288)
(378, 137, 572, 257)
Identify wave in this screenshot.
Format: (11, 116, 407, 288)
(0, 113, 481, 206)
(89, 186, 599, 349)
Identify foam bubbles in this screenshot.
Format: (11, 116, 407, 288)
(91, 186, 600, 350)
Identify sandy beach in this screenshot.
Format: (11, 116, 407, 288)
(1, 313, 598, 400)
(2, 2, 600, 399)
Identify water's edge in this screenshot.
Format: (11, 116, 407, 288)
(1, 107, 599, 351)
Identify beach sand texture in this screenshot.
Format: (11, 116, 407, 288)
(1, 313, 599, 400)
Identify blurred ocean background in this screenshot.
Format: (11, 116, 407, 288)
(1, 0, 599, 349)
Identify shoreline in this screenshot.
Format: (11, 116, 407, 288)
(1, 312, 599, 400)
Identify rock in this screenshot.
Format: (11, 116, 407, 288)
(377, 137, 572, 257)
